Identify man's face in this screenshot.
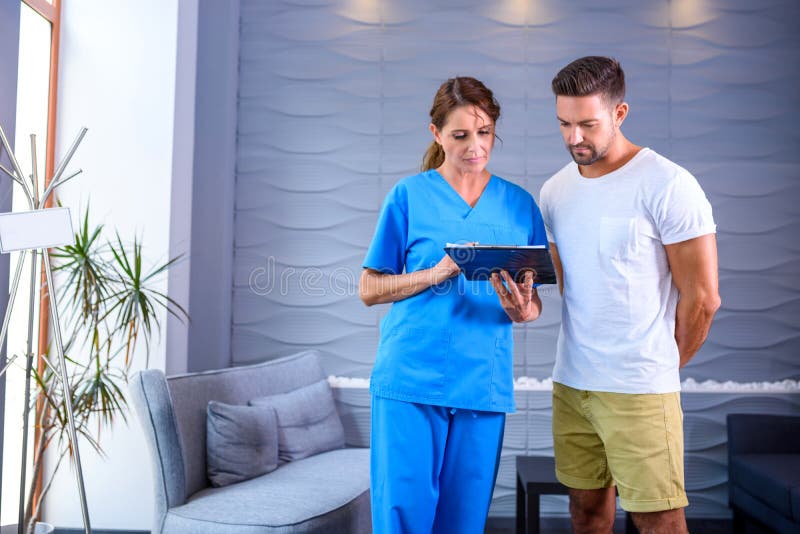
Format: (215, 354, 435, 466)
(556, 94, 619, 166)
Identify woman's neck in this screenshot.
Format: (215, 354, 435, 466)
(436, 164, 491, 207)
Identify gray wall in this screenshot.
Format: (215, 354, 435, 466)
(229, 0, 800, 519)
(0, 0, 21, 509)
(232, 0, 800, 380)
(168, 0, 239, 374)
(184, 0, 238, 373)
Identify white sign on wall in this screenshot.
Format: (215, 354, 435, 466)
(0, 207, 74, 253)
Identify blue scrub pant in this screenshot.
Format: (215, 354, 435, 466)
(370, 395, 506, 533)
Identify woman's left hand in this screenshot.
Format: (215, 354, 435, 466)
(491, 270, 541, 322)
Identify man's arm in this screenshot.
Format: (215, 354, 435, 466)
(549, 242, 564, 296)
(664, 234, 721, 367)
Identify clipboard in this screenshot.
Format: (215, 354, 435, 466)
(444, 244, 558, 284)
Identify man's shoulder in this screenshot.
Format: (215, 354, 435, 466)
(541, 161, 575, 197)
(546, 160, 575, 182)
(635, 148, 694, 183)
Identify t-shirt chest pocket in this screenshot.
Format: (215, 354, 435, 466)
(598, 216, 638, 262)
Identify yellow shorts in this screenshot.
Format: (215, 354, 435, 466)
(552, 382, 688, 513)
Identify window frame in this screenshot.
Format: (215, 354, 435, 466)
(22, 0, 60, 207)
(20, 0, 61, 518)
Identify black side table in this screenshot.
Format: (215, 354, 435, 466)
(516, 455, 636, 534)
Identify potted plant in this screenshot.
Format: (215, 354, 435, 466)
(20, 207, 188, 533)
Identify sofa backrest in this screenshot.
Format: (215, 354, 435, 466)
(167, 350, 326, 497)
(727, 413, 800, 455)
(130, 349, 328, 524)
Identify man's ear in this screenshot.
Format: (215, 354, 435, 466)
(615, 102, 629, 127)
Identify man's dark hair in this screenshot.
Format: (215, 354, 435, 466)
(551, 56, 626, 106)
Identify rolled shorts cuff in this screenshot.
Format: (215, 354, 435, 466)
(620, 494, 689, 513)
(555, 468, 614, 490)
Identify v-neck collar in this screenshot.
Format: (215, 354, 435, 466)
(430, 169, 495, 218)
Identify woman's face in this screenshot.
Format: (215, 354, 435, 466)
(430, 105, 495, 175)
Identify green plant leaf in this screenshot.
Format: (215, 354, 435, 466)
(30, 204, 189, 518)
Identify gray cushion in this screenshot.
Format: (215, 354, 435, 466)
(206, 401, 279, 487)
(167, 350, 326, 497)
(164, 448, 371, 533)
(249, 379, 345, 463)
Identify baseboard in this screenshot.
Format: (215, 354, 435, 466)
(485, 515, 571, 529)
(485, 516, 625, 531)
(55, 518, 735, 534)
(2, 527, 147, 534)
(485, 516, 733, 533)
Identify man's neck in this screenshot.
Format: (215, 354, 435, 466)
(578, 137, 641, 178)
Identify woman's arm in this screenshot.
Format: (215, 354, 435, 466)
(359, 254, 460, 306)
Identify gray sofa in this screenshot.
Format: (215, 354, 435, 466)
(130, 350, 371, 533)
(727, 413, 800, 534)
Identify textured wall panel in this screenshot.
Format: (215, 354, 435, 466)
(235, 0, 800, 519)
(332, 388, 800, 518)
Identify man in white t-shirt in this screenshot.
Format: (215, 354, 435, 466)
(539, 56, 721, 534)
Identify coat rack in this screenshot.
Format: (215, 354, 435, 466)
(0, 124, 91, 534)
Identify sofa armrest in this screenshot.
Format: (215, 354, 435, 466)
(130, 370, 188, 533)
(727, 413, 800, 455)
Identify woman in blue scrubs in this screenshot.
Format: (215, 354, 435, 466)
(359, 77, 548, 533)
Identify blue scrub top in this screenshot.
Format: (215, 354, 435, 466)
(363, 170, 547, 413)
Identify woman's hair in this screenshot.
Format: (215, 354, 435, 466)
(551, 56, 626, 107)
(421, 76, 501, 171)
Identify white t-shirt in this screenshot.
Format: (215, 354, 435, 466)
(539, 148, 716, 393)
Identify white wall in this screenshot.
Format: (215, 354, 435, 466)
(43, 0, 195, 529)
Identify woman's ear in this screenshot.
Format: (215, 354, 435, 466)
(429, 123, 441, 144)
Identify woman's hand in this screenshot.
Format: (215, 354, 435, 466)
(491, 270, 542, 322)
(430, 252, 461, 284)
(359, 253, 462, 307)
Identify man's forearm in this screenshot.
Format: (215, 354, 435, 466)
(675, 292, 721, 367)
(665, 234, 721, 368)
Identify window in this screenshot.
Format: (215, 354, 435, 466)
(1, 0, 60, 524)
